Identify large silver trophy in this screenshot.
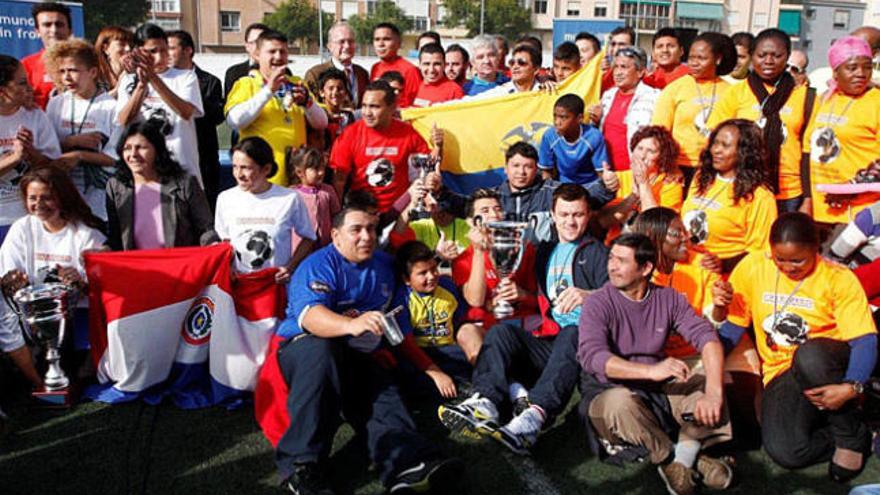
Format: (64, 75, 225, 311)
(408, 153, 437, 214)
(487, 221, 529, 319)
(7, 283, 77, 397)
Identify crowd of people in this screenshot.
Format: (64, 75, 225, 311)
(2, 2, 880, 494)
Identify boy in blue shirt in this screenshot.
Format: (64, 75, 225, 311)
(538, 94, 609, 191)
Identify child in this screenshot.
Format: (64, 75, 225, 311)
(538, 94, 609, 196)
(317, 68, 356, 150)
(394, 241, 475, 399)
(0, 55, 61, 244)
(214, 137, 316, 283)
(413, 43, 464, 108)
(45, 39, 118, 221)
(551, 41, 581, 83)
(288, 147, 340, 251)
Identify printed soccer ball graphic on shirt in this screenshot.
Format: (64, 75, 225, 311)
(234, 229, 274, 269)
(366, 158, 395, 187)
(550, 278, 570, 304)
(683, 210, 709, 245)
(143, 105, 175, 136)
(762, 311, 809, 347)
(810, 127, 841, 165)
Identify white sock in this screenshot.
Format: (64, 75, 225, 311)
(508, 382, 528, 402)
(673, 439, 701, 468)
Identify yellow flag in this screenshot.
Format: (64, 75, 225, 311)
(401, 51, 604, 193)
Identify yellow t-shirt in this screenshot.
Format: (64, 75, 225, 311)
(681, 176, 777, 259)
(225, 70, 310, 185)
(727, 251, 876, 385)
(707, 81, 808, 200)
(803, 88, 880, 224)
(406, 283, 459, 347)
(616, 171, 684, 212)
(652, 76, 730, 168)
(410, 218, 471, 251)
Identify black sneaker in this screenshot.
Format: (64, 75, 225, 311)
(285, 463, 334, 495)
(512, 396, 531, 417)
(388, 457, 463, 494)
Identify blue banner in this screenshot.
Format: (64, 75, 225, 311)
(0, 0, 84, 59)
(552, 18, 624, 49)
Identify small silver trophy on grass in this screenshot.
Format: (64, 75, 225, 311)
(487, 221, 529, 319)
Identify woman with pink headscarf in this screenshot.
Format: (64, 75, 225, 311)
(803, 36, 880, 226)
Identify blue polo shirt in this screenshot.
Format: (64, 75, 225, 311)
(463, 73, 510, 96)
(278, 244, 405, 350)
(538, 123, 609, 186)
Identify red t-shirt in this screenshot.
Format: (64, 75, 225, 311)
(370, 56, 422, 108)
(642, 64, 689, 90)
(329, 118, 429, 212)
(452, 244, 538, 328)
(412, 78, 464, 107)
(601, 69, 615, 92)
(603, 91, 635, 171)
(21, 49, 53, 109)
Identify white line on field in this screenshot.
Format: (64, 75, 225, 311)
(502, 451, 563, 495)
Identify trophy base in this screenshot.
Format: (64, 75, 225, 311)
(31, 387, 75, 408)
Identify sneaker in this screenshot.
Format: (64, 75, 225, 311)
(437, 393, 499, 437)
(285, 463, 334, 495)
(388, 457, 463, 494)
(512, 396, 531, 417)
(657, 461, 698, 495)
(494, 405, 545, 455)
(696, 454, 733, 490)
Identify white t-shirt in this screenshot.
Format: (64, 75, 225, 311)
(0, 215, 106, 351)
(116, 68, 204, 183)
(0, 107, 62, 226)
(214, 184, 316, 273)
(46, 90, 119, 220)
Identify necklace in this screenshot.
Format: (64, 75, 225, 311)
(693, 78, 717, 137)
(683, 179, 730, 245)
(69, 90, 98, 136)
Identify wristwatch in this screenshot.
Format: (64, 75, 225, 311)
(844, 380, 865, 395)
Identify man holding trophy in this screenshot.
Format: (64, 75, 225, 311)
(440, 184, 608, 454)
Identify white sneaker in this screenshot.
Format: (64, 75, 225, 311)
(438, 393, 500, 437)
(494, 405, 545, 455)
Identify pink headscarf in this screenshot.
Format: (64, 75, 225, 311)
(828, 36, 872, 69)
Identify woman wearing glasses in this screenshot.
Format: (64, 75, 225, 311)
(652, 32, 737, 188)
(708, 28, 811, 213)
(680, 119, 777, 275)
(802, 36, 880, 227)
(591, 46, 659, 171)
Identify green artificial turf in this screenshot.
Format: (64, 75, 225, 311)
(0, 395, 875, 495)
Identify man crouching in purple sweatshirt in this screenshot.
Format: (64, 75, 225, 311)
(577, 233, 733, 495)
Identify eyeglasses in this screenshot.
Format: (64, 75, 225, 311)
(665, 228, 687, 240)
(786, 64, 804, 75)
(510, 58, 532, 67)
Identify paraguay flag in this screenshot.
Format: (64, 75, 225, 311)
(83, 244, 284, 408)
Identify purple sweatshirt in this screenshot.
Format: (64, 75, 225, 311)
(578, 283, 719, 383)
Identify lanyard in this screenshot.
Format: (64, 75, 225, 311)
(693, 179, 730, 213)
(69, 91, 97, 136)
(823, 95, 856, 128)
(771, 270, 807, 330)
(411, 290, 438, 339)
(693, 78, 717, 133)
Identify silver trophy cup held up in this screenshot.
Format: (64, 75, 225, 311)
(408, 153, 437, 214)
(487, 221, 529, 320)
(11, 283, 77, 391)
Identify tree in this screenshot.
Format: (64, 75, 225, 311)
(441, 0, 532, 42)
(82, 0, 150, 40)
(264, 0, 334, 54)
(347, 0, 413, 47)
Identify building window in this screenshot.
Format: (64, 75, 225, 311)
(412, 16, 427, 32)
(566, 1, 580, 16)
(534, 0, 547, 14)
(153, 18, 180, 30)
(151, 0, 179, 13)
(366, 0, 377, 15)
(620, 2, 671, 31)
(594, 6, 607, 17)
(220, 11, 240, 32)
(833, 10, 850, 30)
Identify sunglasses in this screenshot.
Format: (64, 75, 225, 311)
(786, 64, 804, 75)
(510, 57, 532, 67)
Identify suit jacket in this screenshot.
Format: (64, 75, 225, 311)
(304, 60, 369, 106)
(224, 59, 256, 98)
(105, 173, 219, 251)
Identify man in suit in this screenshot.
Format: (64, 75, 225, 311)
(305, 22, 369, 107)
(168, 30, 225, 209)
(224, 23, 269, 98)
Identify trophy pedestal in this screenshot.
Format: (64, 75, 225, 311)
(32, 387, 74, 408)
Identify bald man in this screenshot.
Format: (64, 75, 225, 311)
(304, 23, 369, 105)
(787, 50, 809, 86)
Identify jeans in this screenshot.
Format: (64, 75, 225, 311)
(472, 323, 580, 417)
(762, 338, 870, 469)
(395, 345, 473, 402)
(776, 195, 804, 213)
(274, 335, 439, 486)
